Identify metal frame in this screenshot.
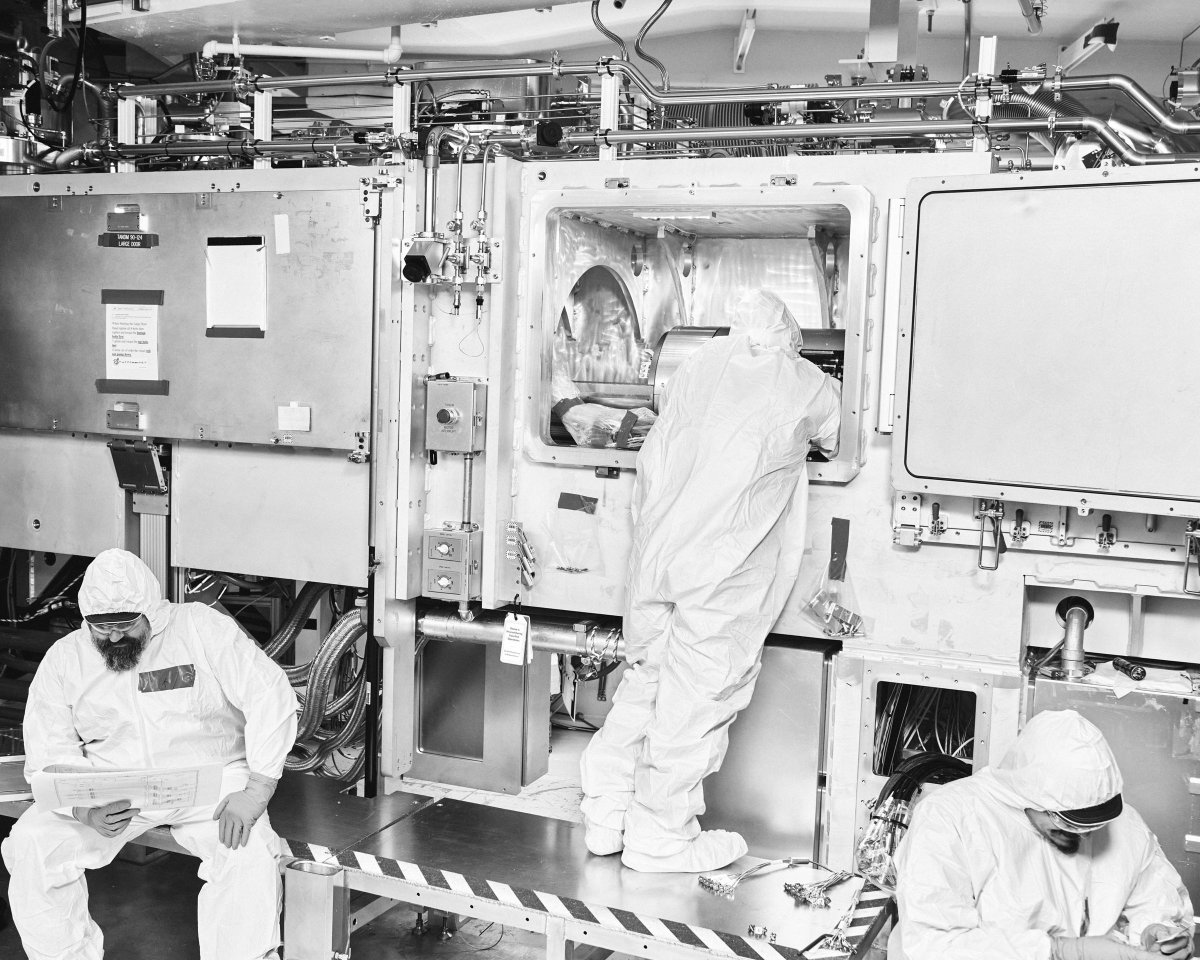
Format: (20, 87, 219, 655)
(892, 163, 1200, 516)
(519, 163, 875, 483)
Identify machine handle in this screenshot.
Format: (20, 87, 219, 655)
(1185, 834, 1200, 853)
(1188, 777, 1200, 796)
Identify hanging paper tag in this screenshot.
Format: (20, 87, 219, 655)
(500, 613, 531, 665)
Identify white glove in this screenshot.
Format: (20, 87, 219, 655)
(73, 799, 138, 839)
(212, 773, 278, 849)
(1141, 924, 1193, 959)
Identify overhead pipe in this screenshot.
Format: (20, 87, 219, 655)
(962, 0, 973, 79)
(200, 29, 402, 64)
(1057, 74, 1200, 135)
(418, 608, 625, 661)
(525, 115, 1200, 165)
(117, 56, 1200, 148)
(75, 137, 384, 163)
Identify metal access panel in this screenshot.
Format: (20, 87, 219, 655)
(0, 431, 126, 555)
(1030, 678, 1200, 911)
(699, 641, 831, 859)
(893, 167, 1200, 515)
(0, 169, 380, 450)
(171, 442, 368, 587)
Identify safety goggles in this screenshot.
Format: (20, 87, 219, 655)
(86, 616, 143, 641)
(1045, 810, 1107, 835)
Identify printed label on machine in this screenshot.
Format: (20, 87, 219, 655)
(105, 302, 160, 381)
(500, 613, 532, 665)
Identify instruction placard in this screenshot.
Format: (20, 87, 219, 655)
(105, 302, 160, 380)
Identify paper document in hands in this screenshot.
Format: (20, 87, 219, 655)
(30, 764, 224, 811)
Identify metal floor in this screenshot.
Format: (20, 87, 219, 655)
(0, 733, 884, 960)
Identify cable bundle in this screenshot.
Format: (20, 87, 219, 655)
(855, 752, 970, 892)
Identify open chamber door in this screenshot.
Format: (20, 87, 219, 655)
(892, 166, 1200, 516)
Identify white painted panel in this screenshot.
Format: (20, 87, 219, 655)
(898, 174, 1200, 512)
(0, 432, 126, 556)
(172, 442, 368, 586)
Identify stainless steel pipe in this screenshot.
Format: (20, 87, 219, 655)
(418, 610, 625, 661)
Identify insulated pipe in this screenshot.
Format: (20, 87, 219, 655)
(418, 609, 626, 661)
(200, 36, 402, 64)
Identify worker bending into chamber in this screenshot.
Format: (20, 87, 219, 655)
(579, 290, 841, 873)
(2, 549, 298, 960)
(893, 709, 1193, 960)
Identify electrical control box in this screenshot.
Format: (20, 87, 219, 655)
(422, 528, 482, 601)
(425, 379, 487, 454)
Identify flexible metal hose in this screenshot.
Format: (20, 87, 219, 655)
(293, 609, 366, 742)
(591, 0, 628, 59)
(262, 581, 330, 661)
(287, 681, 368, 773)
(634, 0, 673, 92)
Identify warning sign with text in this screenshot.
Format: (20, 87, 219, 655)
(105, 303, 159, 380)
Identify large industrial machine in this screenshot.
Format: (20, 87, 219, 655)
(4, 2, 1200, 951)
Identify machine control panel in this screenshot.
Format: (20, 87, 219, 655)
(422, 528, 481, 601)
(425, 379, 486, 453)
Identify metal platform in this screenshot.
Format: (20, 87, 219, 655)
(0, 769, 889, 960)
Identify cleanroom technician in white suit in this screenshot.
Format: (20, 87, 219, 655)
(2, 548, 298, 960)
(579, 290, 842, 873)
(894, 709, 1193, 960)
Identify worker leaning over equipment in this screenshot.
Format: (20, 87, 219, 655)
(579, 289, 842, 873)
(2, 548, 298, 960)
(893, 709, 1193, 960)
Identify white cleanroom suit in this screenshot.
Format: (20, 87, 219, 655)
(2, 549, 299, 960)
(893, 710, 1193, 960)
(579, 290, 842, 873)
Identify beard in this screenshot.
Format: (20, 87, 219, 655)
(1046, 830, 1082, 854)
(91, 633, 150, 672)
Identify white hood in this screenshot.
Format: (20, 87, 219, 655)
(77, 548, 172, 637)
(985, 709, 1122, 813)
(729, 290, 803, 353)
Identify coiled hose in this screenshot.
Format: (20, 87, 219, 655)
(292, 608, 366, 743)
(286, 680, 368, 774)
(262, 581, 330, 662)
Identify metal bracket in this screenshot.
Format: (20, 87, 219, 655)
(504, 520, 538, 590)
(107, 439, 167, 494)
(1184, 521, 1200, 595)
(975, 499, 1007, 571)
(1053, 506, 1075, 547)
(891, 493, 923, 547)
(1010, 508, 1030, 544)
(929, 501, 946, 537)
(1096, 513, 1117, 549)
(770, 175, 798, 186)
(360, 176, 394, 224)
(604, 177, 630, 189)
